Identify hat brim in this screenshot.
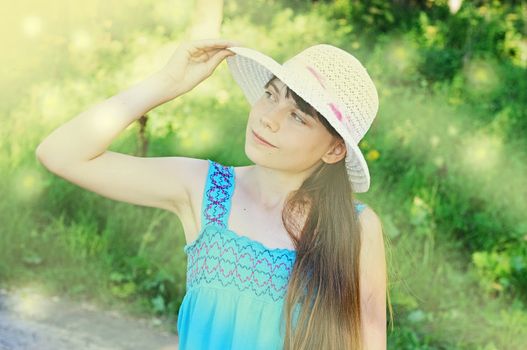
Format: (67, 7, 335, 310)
(226, 46, 371, 193)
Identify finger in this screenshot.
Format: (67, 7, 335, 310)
(181, 40, 234, 55)
(188, 46, 229, 59)
(199, 45, 240, 53)
(207, 49, 235, 72)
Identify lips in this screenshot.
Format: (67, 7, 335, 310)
(252, 129, 277, 147)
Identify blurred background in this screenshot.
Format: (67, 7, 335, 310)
(1, 0, 526, 349)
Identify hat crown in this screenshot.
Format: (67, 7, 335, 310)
(282, 44, 379, 143)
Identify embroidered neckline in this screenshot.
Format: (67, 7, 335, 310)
(184, 225, 297, 256)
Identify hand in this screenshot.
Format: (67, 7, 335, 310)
(159, 38, 243, 97)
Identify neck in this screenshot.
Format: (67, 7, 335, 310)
(244, 163, 319, 210)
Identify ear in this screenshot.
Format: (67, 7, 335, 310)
(321, 138, 347, 164)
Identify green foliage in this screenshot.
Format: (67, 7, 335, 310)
(387, 326, 436, 350)
(109, 255, 180, 315)
(325, 0, 527, 139)
(418, 46, 463, 82)
(472, 243, 527, 298)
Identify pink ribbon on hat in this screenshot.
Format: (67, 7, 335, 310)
(305, 65, 326, 89)
(328, 102, 343, 122)
(305, 64, 352, 131)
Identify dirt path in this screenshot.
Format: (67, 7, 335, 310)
(0, 287, 179, 350)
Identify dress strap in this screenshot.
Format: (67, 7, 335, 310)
(201, 159, 235, 230)
(354, 201, 367, 215)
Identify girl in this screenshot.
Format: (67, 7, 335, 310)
(36, 38, 389, 349)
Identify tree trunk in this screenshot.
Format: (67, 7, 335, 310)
(188, 0, 224, 39)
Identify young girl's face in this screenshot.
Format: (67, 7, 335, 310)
(245, 78, 343, 172)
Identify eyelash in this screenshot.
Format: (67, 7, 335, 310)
(264, 90, 306, 125)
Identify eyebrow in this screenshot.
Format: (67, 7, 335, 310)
(265, 80, 317, 120)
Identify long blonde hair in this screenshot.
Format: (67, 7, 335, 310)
(261, 75, 393, 349)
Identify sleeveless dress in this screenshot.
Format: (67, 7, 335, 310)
(176, 159, 367, 350)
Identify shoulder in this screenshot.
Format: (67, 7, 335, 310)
(176, 157, 210, 183)
(351, 201, 385, 251)
(357, 204, 382, 236)
(168, 157, 210, 205)
(356, 204, 386, 297)
(357, 205, 385, 266)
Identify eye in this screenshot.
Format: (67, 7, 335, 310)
(265, 89, 306, 125)
(292, 113, 306, 125)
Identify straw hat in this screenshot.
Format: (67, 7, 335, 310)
(225, 44, 379, 193)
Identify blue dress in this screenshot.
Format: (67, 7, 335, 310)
(177, 159, 367, 350)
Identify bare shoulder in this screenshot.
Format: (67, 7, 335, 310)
(357, 204, 383, 236)
(167, 157, 210, 213)
(357, 204, 386, 261)
(357, 203, 386, 289)
(166, 156, 209, 180)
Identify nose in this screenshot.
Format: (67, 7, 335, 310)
(260, 103, 290, 132)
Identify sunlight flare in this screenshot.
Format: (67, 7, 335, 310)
(13, 287, 51, 319)
(463, 59, 499, 95)
(461, 133, 502, 172)
(13, 168, 45, 202)
(21, 15, 43, 38)
(69, 29, 93, 52)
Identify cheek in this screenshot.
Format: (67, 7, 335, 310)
(248, 103, 264, 122)
(303, 131, 333, 154)
(288, 132, 320, 153)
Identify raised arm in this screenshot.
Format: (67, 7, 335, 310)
(35, 38, 240, 214)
